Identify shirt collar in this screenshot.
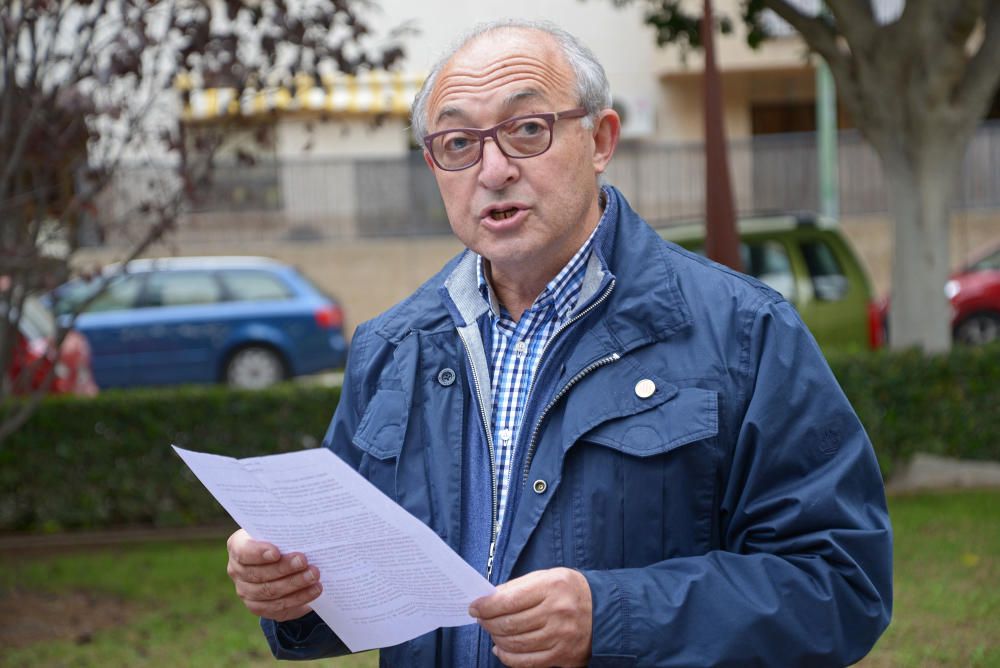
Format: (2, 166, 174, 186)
(477, 188, 610, 321)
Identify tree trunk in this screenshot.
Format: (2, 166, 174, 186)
(882, 139, 960, 353)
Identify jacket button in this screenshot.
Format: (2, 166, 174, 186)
(532, 479, 547, 494)
(634, 379, 656, 399)
(437, 368, 456, 386)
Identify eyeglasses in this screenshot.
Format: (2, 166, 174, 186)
(423, 107, 589, 171)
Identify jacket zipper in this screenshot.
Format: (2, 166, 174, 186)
(520, 350, 621, 488)
(488, 280, 618, 579)
(518, 279, 617, 490)
(457, 330, 500, 578)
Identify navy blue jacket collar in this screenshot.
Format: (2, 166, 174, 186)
(372, 186, 692, 349)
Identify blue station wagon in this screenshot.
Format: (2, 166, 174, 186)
(47, 257, 348, 389)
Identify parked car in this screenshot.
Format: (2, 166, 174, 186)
(45, 257, 348, 389)
(949, 243, 1000, 344)
(879, 242, 1000, 346)
(656, 213, 882, 350)
(5, 294, 98, 397)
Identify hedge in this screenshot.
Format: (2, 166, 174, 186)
(1, 344, 998, 532)
(0, 384, 341, 532)
(828, 343, 1000, 476)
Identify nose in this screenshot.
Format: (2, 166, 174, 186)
(477, 138, 518, 190)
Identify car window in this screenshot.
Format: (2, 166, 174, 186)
(20, 297, 56, 340)
(969, 249, 1000, 272)
(146, 271, 222, 307)
(743, 241, 797, 301)
(58, 274, 145, 314)
(800, 239, 849, 301)
(219, 270, 292, 301)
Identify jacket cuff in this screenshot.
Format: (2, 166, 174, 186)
(582, 569, 638, 666)
(260, 612, 350, 659)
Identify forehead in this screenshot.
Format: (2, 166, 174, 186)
(426, 29, 577, 127)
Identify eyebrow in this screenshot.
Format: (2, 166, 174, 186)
(433, 89, 546, 127)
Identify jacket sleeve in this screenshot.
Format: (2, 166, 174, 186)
(261, 323, 376, 660)
(582, 299, 893, 667)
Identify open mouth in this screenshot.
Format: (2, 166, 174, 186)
(489, 208, 519, 221)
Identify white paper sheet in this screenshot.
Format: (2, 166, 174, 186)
(172, 445, 495, 652)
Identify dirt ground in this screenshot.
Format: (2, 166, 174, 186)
(0, 588, 137, 649)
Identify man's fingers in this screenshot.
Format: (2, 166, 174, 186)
(478, 609, 547, 639)
(492, 644, 563, 668)
(227, 529, 282, 566)
(243, 582, 324, 622)
(489, 622, 553, 653)
(227, 551, 311, 585)
(470, 573, 547, 620)
(235, 565, 320, 602)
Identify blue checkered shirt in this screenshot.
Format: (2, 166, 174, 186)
(477, 217, 604, 535)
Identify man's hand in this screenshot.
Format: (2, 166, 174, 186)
(469, 567, 593, 668)
(226, 529, 322, 622)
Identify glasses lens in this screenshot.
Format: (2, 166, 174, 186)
(498, 117, 552, 158)
(431, 130, 481, 170)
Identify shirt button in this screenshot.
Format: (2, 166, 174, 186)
(499, 428, 513, 444)
(437, 368, 456, 386)
(634, 379, 656, 399)
(532, 479, 547, 494)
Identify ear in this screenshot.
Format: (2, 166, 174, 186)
(590, 108, 621, 175)
(422, 149, 436, 172)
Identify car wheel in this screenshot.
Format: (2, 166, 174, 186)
(225, 346, 286, 389)
(954, 312, 1000, 345)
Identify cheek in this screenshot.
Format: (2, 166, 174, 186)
(435, 177, 472, 218)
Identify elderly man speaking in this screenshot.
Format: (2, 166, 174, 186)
(224, 19, 892, 668)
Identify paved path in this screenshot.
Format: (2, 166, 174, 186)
(884, 453, 1000, 494)
(0, 524, 233, 554)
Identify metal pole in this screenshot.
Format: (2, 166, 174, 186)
(815, 33, 839, 219)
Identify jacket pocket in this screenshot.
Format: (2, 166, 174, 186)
(352, 388, 408, 498)
(581, 386, 718, 457)
(561, 387, 720, 569)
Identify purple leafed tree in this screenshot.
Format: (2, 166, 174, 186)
(0, 0, 408, 443)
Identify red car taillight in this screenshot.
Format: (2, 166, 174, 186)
(314, 305, 343, 329)
(867, 300, 886, 350)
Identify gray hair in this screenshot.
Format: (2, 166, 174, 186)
(410, 19, 612, 144)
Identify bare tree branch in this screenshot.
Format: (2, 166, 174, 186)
(823, 0, 878, 52)
(895, 0, 937, 36)
(956, 0, 1000, 123)
(0, 0, 412, 446)
(762, 0, 846, 70)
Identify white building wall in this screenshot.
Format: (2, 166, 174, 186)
(368, 0, 664, 139)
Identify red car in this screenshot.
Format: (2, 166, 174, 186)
(949, 244, 1000, 345)
(6, 295, 98, 397)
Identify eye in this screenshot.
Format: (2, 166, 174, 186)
(441, 133, 477, 151)
(507, 119, 546, 137)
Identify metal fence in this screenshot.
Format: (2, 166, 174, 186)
(94, 121, 1000, 245)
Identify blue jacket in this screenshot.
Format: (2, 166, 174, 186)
(263, 187, 892, 666)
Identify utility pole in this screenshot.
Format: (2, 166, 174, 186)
(702, 0, 743, 272)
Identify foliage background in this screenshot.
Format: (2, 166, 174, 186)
(2, 345, 999, 532)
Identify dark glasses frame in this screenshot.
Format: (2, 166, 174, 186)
(422, 107, 589, 171)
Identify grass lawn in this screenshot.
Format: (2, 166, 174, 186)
(1, 489, 997, 667)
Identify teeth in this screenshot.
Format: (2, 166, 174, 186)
(490, 208, 517, 220)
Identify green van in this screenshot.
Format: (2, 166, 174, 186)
(655, 214, 881, 351)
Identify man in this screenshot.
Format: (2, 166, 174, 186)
(226, 19, 892, 667)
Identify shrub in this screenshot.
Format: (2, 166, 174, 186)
(1, 344, 998, 532)
(0, 383, 340, 532)
(827, 343, 1000, 477)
